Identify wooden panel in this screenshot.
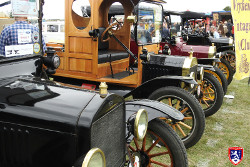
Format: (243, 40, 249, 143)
(69, 58, 92, 73)
(68, 53, 93, 59)
(69, 37, 92, 54)
(138, 44, 160, 54)
(71, 10, 91, 28)
(97, 58, 129, 78)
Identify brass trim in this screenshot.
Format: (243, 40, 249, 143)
(99, 82, 108, 98)
(127, 15, 136, 23)
(182, 57, 198, 76)
(82, 148, 106, 167)
(208, 43, 216, 58)
(135, 109, 148, 140)
(229, 37, 234, 46)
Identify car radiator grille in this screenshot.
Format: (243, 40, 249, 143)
(91, 103, 125, 167)
(143, 64, 180, 82)
(0, 126, 32, 167)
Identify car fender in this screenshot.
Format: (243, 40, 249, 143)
(124, 76, 197, 99)
(198, 64, 216, 72)
(125, 99, 184, 121)
(217, 45, 234, 52)
(197, 58, 220, 65)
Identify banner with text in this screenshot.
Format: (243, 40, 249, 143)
(231, 0, 250, 80)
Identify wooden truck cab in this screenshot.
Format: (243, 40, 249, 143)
(47, 0, 166, 88)
(53, 0, 145, 87)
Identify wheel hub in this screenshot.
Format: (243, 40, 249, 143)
(139, 151, 150, 166)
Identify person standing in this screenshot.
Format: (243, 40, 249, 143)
(226, 19, 233, 37)
(218, 21, 225, 37)
(210, 26, 220, 39)
(0, 17, 46, 56)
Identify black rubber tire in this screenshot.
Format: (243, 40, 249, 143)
(148, 86, 205, 149)
(201, 72, 224, 117)
(129, 118, 188, 167)
(218, 58, 234, 85)
(213, 66, 228, 94)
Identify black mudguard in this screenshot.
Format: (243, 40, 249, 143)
(125, 99, 184, 121)
(198, 64, 216, 72)
(198, 58, 220, 65)
(217, 45, 234, 52)
(124, 75, 196, 99)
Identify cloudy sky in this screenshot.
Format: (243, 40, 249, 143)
(0, 0, 231, 19)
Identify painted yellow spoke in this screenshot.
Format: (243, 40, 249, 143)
(171, 124, 176, 131)
(203, 92, 215, 95)
(178, 121, 192, 129)
(168, 98, 172, 106)
(183, 117, 193, 120)
(204, 96, 214, 101)
(175, 100, 181, 110)
(181, 107, 189, 113)
(176, 124, 187, 137)
(208, 87, 215, 93)
(202, 99, 210, 107)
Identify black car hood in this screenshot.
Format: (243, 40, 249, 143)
(0, 76, 96, 133)
(208, 36, 229, 45)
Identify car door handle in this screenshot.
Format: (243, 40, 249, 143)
(0, 103, 6, 109)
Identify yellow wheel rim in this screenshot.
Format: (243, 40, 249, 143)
(217, 62, 230, 80)
(204, 70, 222, 86)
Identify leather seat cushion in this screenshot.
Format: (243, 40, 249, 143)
(98, 50, 129, 64)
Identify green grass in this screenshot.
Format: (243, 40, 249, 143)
(187, 78, 250, 167)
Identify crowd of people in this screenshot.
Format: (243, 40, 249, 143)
(186, 19, 233, 39)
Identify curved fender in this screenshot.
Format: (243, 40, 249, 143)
(125, 99, 184, 121)
(217, 45, 234, 52)
(198, 64, 216, 72)
(124, 76, 197, 99)
(220, 50, 235, 56)
(198, 58, 220, 65)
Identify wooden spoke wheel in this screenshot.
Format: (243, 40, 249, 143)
(205, 66, 228, 94)
(199, 72, 224, 117)
(128, 119, 188, 167)
(217, 58, 234, 85)
(148, 87, 205, 148)
(221, 50, 236, 72)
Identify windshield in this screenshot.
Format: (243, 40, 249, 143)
(0, 0, 43, 59)
(170, 15, 182, 37)
(136, 2, 163, 45)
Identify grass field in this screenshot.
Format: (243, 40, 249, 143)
(187, 78, 250, 167)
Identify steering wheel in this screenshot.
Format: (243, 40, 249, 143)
(101, 22, 119, 42)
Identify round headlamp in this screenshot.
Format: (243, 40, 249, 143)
(82, 148, 106, 167)
(53, 55, 60, 69)
(229, 38, 234, 46)
(168, 48, 171, 55)
(135, 109, 148, 140)
(189, 72, 195, 88)
(199, 67, 204, 81)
